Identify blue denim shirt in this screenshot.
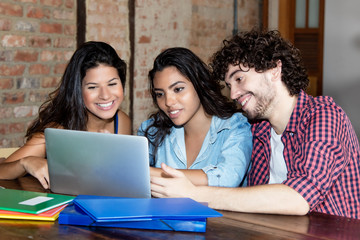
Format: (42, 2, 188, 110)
(137, 113, 252, 187)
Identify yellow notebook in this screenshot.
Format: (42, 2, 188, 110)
(0, 204, 67, 221)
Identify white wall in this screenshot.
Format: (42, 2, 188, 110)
(323, 0, 360, 139)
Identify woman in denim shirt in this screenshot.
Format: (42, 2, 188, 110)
(138, 47, 252, 187)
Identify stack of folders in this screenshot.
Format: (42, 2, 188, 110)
(0, 188, 75, 221)
(59, 195, 222, 232)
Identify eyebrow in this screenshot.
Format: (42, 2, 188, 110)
(84, 77, 119, 85)
(227, 69, 242, 80)
(153, 81, 186, 91)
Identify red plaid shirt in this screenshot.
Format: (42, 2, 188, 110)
(248, 90, 360, 219)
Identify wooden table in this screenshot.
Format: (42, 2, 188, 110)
(1, 176, 359, 239)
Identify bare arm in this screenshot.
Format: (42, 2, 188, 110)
(150, 166, 208, 186)
(117, 110, 132, 135)
(0, 134, 49, 189)
(151, 163, 309, 216)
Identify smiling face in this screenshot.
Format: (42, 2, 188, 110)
(225, 64, 276, 120)
(153, 66, 204, 127)
(82, 64, 124, 121)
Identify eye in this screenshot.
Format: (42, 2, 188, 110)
(109, 82, 118, 86)
(225, 83, 231, 89)
(155, 92, 163, 98)
(236, 77, 242, 83)
(174, 87, 184, 93)
(87, 86, 96, 90)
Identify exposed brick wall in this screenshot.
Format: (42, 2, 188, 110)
(86, 0, 131, 115)
(132, 0, 260, 132)
(0, 0, 260, 147)
(0, 0, 76, 147)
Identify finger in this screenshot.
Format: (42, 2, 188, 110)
(38, 176, 49, 189)
(161, 163, 185, 178)
(151, 191, 165, 198)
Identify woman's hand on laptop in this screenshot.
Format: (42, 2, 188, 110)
(20, 156, 50, 189)
(150, 163, 197, 199)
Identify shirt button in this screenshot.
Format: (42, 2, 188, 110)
(290, 133, 294, 136)
(265, 175, 269, 179)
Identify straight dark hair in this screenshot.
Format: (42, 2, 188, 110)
(26, 41, 126, 140)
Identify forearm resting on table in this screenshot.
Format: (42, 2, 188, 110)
(0, 160, 26, 180)
(194, 183, 310, 216)
(150, 167, 208, 186)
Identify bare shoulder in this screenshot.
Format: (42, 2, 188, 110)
(117, 110, 132, 135)
(5, 133, 46, 163)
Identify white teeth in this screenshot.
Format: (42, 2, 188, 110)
(170, 110, 179, 114)
(241, 99, 248, 106)
(97, 101, 113, 108)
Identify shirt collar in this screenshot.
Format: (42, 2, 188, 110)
(168, 115, 231, 144)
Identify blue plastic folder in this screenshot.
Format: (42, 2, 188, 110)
(59, 195, 221, 232)
(73, 196, 222, 222)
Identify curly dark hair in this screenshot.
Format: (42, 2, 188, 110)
(144, 47, 237, 152)
(210, 29, 309, 96)
(25, 41, 126, 140)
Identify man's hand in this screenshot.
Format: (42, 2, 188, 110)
(150, 163, 197, 198)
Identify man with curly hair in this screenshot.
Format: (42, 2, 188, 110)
(150, 29, 360, 219)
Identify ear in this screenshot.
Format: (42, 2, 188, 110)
(270, 60, 282, 82)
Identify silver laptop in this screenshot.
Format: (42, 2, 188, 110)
(44, 128, 151, 198)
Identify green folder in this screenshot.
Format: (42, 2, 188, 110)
(0, 189, 74, 214)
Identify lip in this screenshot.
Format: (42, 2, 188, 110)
(238, 94, 252, 109)
(96, 100, 115, 110)
(167, 109, 181, 119)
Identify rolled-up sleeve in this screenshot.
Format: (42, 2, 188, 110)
(203, 114, 253, 187)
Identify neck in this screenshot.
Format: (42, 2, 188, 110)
(268, 91, 298, 135)
(86, 113, 115, 133)
(184, 107, 212, 136)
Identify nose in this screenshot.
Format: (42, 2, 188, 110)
(99, 86, 110, 100)
(230, 84, 241, 101)
(164, 93, 176, 107)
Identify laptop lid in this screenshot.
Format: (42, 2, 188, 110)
(44, 128, 151, 198)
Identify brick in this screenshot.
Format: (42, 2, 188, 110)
(54, 38, 74, 48)
(64, 24, 76, 35)
(9, 122, 26, 134)
(14, 105, 39, 118)
(40, 22, 62, 34)
(0, 50, 13, 61)
(16, 77, 40, 89)
(0, 107, 13, 119)
(17, 0, 37, 3)
(14, 50, 39, 62)
(29, 36, 52, 48)
(138, 35, 151, 43)
(40, 50, 63, 62)
(2, 92, 25, 104)
(0, 65, 25, 76)
(29, 64, 51, 75)
(26, 6, 51, 19)
(40, 0, 63, 7)
(14, 21, 36, 32)
(1, 35, 26, 47)
(0, 3, 23, 17)
(54, 63, 67, 74)
(53, 9, 74, 20)
(0, 19, 11, 31)
(65, 0, 75, 8)
(42, 76, 60, 88)
(0, 78, 13, 89)
(28, 91, 49, 103)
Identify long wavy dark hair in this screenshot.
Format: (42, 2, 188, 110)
(144, 47, 237, 151)
(210, 29, 309, 96)
(25, 41, 126, 140)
